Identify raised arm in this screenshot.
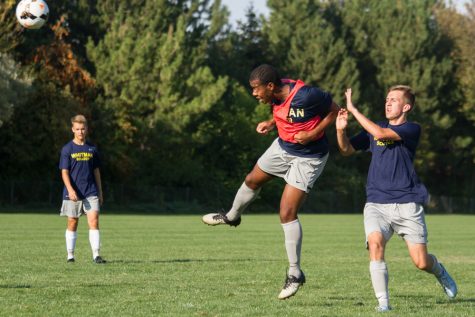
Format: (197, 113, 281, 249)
(345, 88, 401, 141)
(335, 108, 355, 156)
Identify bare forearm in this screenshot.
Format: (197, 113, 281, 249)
(336, 129, 355, 156)
(61, 170, 75, 192)
(94, 169, 103, 196)
(310, 102, 340, 138)
(350, 108, 400, 140)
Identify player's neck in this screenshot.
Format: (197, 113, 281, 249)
(388, 117, 407, 126)
(273, 84, 291, 103)
(72, 138, 86, 145)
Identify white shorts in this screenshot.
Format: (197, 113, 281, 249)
(364, 202, 428, 245)
(257, 138, 329, 193)
(60, 196, 100, 218)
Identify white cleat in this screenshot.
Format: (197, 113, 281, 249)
(201, 213, 241, 227)
(277, 271, 306, 300)
(375, 305, 392, 313)
(436, 264, 457, 299)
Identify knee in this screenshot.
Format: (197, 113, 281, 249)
(89, 219, 99, 230)
(413, 257, 431, 271)
(279, 206, 297, 223)
(67, 218, 79, 231)
(368, 240, 385, 260)
(244, 174, 260, 190)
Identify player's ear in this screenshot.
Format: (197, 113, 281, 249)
(403, 103, 412, 113)
(267, 82, 275, 91)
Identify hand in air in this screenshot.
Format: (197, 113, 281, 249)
(336, 109, 349, 131)
(345, 88, 357, 113)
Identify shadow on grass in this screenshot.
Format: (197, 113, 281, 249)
(0, 284, 31, 289)
(436, 298, 475, 304)
(107, 258, 280, 264)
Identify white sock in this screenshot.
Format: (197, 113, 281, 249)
(65, 230, 77, 259)
(282, 219, 302, 278)
(226, 182, 261, 221)
(370, 260, 389, 308)
(428, 254, 443, 277)
(89, 229, 100, 259)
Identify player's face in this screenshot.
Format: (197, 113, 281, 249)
(385, 90, 410, 120)
(72, 122, 87, 142)
(250, 80, 274, 104)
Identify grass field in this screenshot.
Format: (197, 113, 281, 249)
(0, 213, 473, 316)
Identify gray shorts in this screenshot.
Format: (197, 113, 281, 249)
(364, 202, 428, 245)
(257, 138, 329, 193)
(60, 196, 100, 217)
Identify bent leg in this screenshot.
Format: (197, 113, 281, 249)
(406, 241, 435, 272)
(226, 164, 273, 221)
(406, 241, 458, 298)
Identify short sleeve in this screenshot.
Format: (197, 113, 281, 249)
(93, 148, 101, 170)
(388, 122, 421, 152)
(303, 86, 333, 114)
(350, 130, 370, 151)
(59, 146, 71, 170)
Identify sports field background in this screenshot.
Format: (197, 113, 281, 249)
(0, 213, 473, 316)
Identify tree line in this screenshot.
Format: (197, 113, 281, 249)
(0, 0, 473, 211)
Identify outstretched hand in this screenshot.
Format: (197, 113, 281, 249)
(345, 88, 357, 113)
(336, 109, 349, 131)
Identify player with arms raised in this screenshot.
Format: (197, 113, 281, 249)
(336, 86, 457, 312)
(202, 64, 339, 299)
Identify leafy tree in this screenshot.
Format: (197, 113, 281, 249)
(0, 53, 32, 127)
(87, 0, 230, 185)
(209, 3, 270, 86)
(436, 1, 475, 195)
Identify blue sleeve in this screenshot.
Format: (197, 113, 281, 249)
(388, 122, 420, 152)
(301, 86, 333, 115)
(59, 146, 71, 170)
(350, 130, 370, 151)
(93, 148, 101, 170)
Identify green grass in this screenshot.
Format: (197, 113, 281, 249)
(0, 214, 473, 316)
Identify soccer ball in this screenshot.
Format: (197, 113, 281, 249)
(16, 0, 49, 29)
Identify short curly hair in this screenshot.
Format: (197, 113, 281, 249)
(249, 64, 282, 87)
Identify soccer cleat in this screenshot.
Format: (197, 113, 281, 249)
(436, 264, 457, 298)
(277, 271, 306, 300)
(93, 256, 107, 264)
(202, 213, 241, 227)
(375, 305, 392, 313)
(67, 258, 75, 263)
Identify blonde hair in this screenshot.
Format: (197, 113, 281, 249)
(71, 114, 87, 126)
(389, 85, 415, 109)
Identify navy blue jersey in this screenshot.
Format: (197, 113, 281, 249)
(277, 84, 333, 157)
(59, 141, 101, 200)
(350, 121, 428, 204)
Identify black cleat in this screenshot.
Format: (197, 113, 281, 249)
(93, 256, 107, 264)
(67, 258, 75, 263)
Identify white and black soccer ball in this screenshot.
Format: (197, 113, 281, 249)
(16, 0, 49, 30)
